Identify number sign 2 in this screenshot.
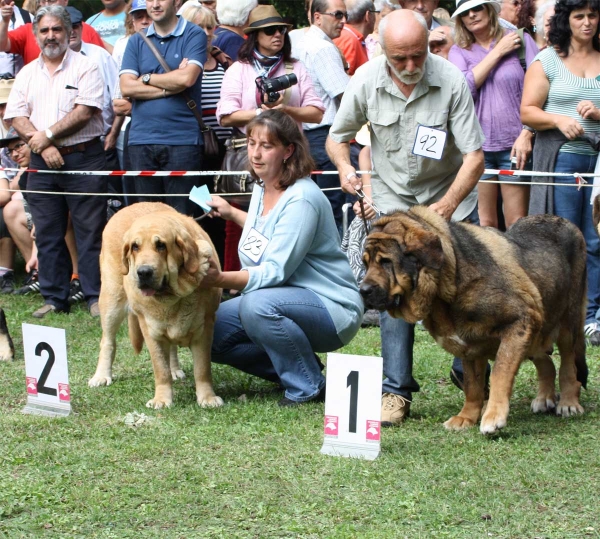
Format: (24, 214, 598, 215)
(321, 353, 383, 460)
(22, 324, 71, 417)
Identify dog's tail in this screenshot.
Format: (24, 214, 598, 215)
(128, 313, 144, 355)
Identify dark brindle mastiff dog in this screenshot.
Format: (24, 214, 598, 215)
(361, 206, 588, 435)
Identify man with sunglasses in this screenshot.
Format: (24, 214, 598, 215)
(293, 0, 350, 235)
(327, 9, 485, 427)
(332, 0, 376, 76)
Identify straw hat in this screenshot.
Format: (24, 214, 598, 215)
(0, 78, 14, 105)
(243, 5, 293, 34)
(452, 0, 500, 18)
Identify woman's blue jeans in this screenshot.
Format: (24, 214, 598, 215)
(553, 151, 600, 324)
(211, 287, 343, 402)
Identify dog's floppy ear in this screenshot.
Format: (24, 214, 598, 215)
(121, 232, 131, 275)
(402, 227, 444, 270)
(176, 232, 200, 275)
(593, 195, 600, 232)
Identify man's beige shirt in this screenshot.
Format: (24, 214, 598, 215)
(329, 53, 485, 220)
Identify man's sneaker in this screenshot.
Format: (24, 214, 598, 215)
(0, 271, 15, 293)
(13, 270, 40, 295)
(32, 304, 57, 319)
(68, 278, 85, 305)
(381, 393, 411, 427)
(584, 322, 600, 346)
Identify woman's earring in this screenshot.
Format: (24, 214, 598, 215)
(283, 158, 287, 165)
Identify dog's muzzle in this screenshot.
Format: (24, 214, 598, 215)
(360, 283, 397, 310)
(136, 265, 163, 296)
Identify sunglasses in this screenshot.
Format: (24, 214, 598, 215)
(460, 3, 485, 16)
(319, 10, 348, 20)
(262, 25, 288, 36)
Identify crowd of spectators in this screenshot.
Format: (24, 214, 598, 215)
(1, 0, 600, 410)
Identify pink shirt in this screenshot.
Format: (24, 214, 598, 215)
(5, 48, 104, 146)
(216, 59, 324, 134)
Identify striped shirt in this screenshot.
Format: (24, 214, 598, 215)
(292, 25, 350, 130)
(5, 47, 104, 146)
(202, 62, 232, 141)
(536, 46, 600, 155)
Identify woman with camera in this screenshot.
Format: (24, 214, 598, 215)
(202, 110, 362, 406)
(216, 5, 324, 131)
(522, 0, 600, 344)
(448, 0, 538, 229)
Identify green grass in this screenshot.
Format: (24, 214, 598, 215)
(1, 292, 599, 538)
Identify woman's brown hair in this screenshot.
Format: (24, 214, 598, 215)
(454, 3, 504, 49)
(245, 110, 315, 190)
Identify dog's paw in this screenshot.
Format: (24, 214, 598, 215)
(197, 394, 224, 408)
(556, 400, 584, 417)
(443, 415, 476, 431)
(146, 397, 172, 409)
(479, 414, 507, 435)
(171, 369, 186, 381)
(531, 396, 556, 414)
(88, 374, 113, 387)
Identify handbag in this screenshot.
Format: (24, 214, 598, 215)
(137, 30, 220, 158)
(213, 129, 254, 197)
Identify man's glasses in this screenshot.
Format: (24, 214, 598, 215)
(7, 142, 26, 156)
(262, 25, 288, 36)
(460, 4, 485, 16)
(319, 10, 348, 20)
(368, 9, 381, 14)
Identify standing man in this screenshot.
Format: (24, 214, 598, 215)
(5, 5, 106, 318)
(120, 0, 207, 216)
(326, 10, 485, 426)
(333, 0, 376, 76)
(212, 0, 257, 60)
(294, 0, 350, 235)
(86, 0, 129, 53)
(0, 0, 105, 65)
(399, 0, 455, 54)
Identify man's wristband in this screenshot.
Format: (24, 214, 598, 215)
(522, 125, 536, 134)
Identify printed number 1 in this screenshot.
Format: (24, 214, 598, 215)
(36, 341, 57, 396)
(347, 370, 359, 433)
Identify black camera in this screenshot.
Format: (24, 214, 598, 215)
(255, 73, 298, 104)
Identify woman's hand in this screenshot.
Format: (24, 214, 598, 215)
(206, 195, 234, 220)
(577, 100, 600, 121)
(555, 115, 585, 140)
(494, 32, 523, 59)
(260, 92, 284, 110)
(511, 129, 534, 170)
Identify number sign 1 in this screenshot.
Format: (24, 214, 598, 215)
(22, 324, 71, 417)
(320, 353, 383, 460)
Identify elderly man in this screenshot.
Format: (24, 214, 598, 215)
(0, 0, 104, 65)
(293, 0, 350, 235)
(5, 5, 106, 318)
(333, 0, 376, 75)
(212, 0, 257, 60)
(326, 9, 485, 426)
(399, 0, 454, 57)
(120, 0, 208, 216)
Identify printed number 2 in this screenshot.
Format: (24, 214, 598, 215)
(36, 341, 57, 396)
(347, 370, 359, 433)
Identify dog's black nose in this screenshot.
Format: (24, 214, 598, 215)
(137, 265, 154, 282)
(360, 283, 374, 299)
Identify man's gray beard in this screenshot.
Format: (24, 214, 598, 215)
(39, 40, 68, 59)
(387, 59, 424, 85)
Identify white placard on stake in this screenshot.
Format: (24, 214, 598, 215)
(22, 324, 71, 417)
(320, 353, 383, 460)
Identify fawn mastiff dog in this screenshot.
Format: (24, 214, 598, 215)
(360, 206, 588, 434)
(88, 202, 223, 409)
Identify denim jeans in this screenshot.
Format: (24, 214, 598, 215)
(553, 151, 600, 324)
(212, 287, 342, 402)
(128, 144, 203, 216)
(381, 203, 479, 399)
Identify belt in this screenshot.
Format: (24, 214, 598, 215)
(57, 137, 101, 156)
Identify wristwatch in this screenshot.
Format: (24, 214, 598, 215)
(142, 73, 152, 85)
(255, 108, 262, 116)
(45, 128, 54, 140)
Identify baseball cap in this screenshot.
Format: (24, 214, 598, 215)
(130, 0, 147, 13)
(66, 6, 84, 25)
(0, 127, 22, 148)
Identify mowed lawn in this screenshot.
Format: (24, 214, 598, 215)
(1, 291, 599, 539)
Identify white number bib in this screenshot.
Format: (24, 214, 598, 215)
(412, 125, 447, 160)
(239, 228, 269, 263)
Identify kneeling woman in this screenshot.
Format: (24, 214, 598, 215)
(204, 110, 363, 406)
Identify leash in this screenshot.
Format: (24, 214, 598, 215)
(355, 187, 382, 237)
